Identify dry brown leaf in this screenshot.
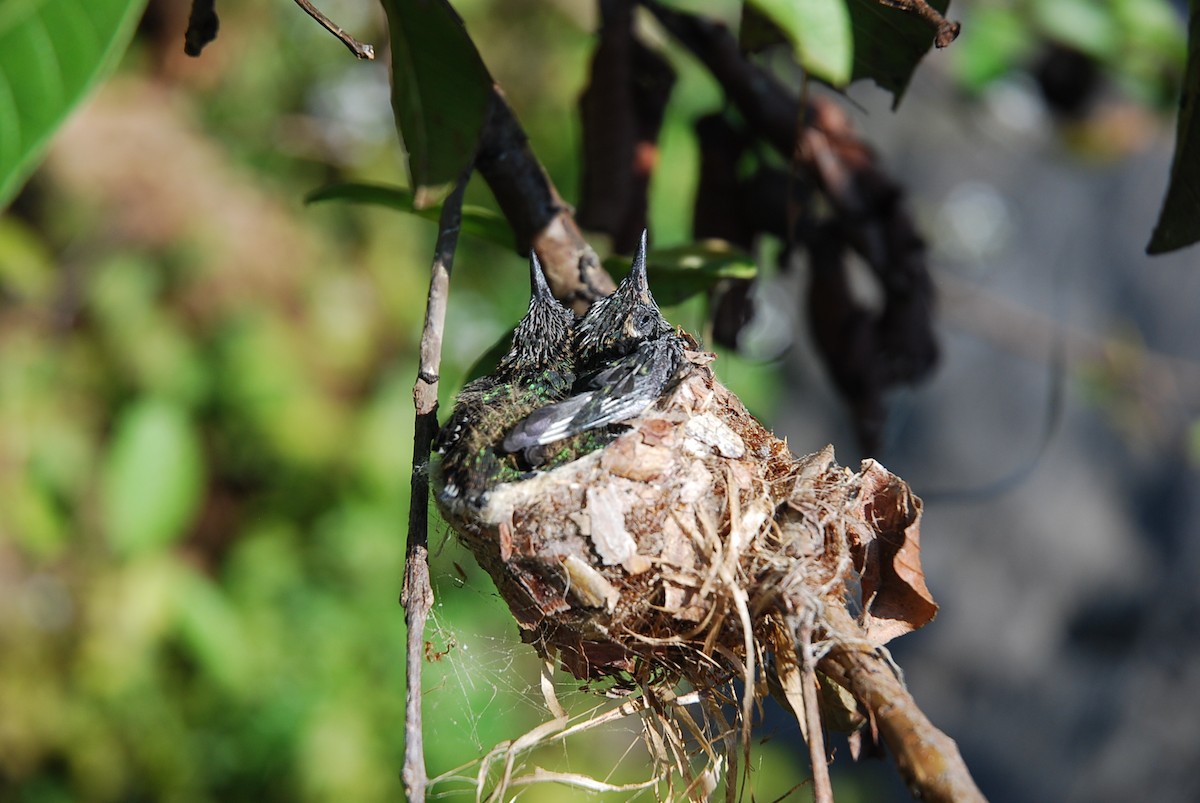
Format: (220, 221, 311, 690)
(851, 460, 938, 645)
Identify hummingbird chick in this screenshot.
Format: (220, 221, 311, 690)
(502, 231, 684, 453)
(434, 252, 575, 509)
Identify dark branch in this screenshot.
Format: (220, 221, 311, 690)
(184, 0, 219, 56)
(643, 0, 805, 158)
(644, 0, 940, 440)
(476, 90, 616, 313)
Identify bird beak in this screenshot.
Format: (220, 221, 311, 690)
(629, 230, 651, 302)
(530, 250, 553, 302)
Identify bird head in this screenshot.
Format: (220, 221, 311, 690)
(576, 231, 672, 363)
(499, 251, 575, 375)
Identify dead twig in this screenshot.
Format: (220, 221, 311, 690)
(797, 613, 834, 803)
(402, 174, 468, 803)
(292, 0, 375, 60)
(875, 0, 961, 48)
(817, 606, 986, 803)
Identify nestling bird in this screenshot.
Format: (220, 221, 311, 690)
(503, 230, 684, 453)
(433, 251, 576, 509)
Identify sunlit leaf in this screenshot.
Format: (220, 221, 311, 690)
(173, 565, 251, 690)
(6, 475, 68, 560)
(305, 181, 515, 250)
(0, 217, 55, 300)
(101, 398, 204, 557)
(379, 0, 492, 208)
(846, 0, 951, 107)
(0, 0, 148, 207)
(1147, 1, 1200, 255)
(747, 0, 854, 86)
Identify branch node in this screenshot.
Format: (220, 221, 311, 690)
(293, 0, 376, 60)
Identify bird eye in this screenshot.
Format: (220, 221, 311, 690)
(633, 308, 657, 333)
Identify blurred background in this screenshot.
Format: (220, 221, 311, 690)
(1, 0, 1197, 801)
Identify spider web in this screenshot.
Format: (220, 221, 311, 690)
(418, 526, 815, 801)
(420, 528, 679, 801)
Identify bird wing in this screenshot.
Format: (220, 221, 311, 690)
(501, 390, 598, 452)
(502, 338, 681, 451)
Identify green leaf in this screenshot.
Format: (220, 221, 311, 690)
(747, 0, 854, 86)
(0, 216, 55, 300)
(379, 0, 492, 208)
(305, 181, 515, 250)
(1147, 0, 1200, 255)
(8, 474, 68, 560)
(846, 0, 951, 107)
(604, 240, 758, 306)
(0, 0, 148, 208)
(101, 398, 204, 557)
(173, 565, 251, 690)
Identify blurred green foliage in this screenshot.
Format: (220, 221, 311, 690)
(0, 0, 1190, 801)
(948, 0, 1185, 106)
(0, 2, 793, 799)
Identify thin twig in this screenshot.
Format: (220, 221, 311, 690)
(797, 613, 834, 803)
(402, 174, 469, 803)
(292, 0, 375, 59)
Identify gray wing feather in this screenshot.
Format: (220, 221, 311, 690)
(502, 338, 681, 451)
(502, 392, 597, 452)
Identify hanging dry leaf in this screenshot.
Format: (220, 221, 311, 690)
(850, 460, 939, 645)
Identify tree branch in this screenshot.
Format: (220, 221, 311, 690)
(476, 89, 616, 313)
(402, 174, 468, 803)
(818, 606, 987, 803)
(642, 0, 916, 261)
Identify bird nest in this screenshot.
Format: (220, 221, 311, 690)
(436, 348, 939, 797)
